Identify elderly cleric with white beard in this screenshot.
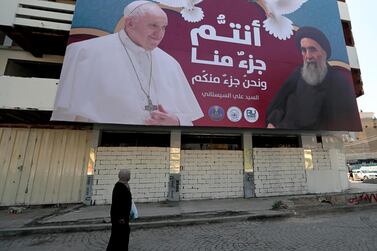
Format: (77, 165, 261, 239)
(51, 1, 203, 126)
(265, 26, 360, 131)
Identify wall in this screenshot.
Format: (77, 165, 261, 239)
(306, 147, 349, 193)
(253, 148, 308, 197)
(180, 150, 244, 200)
(337, 1, 350, 21)
(346, 46, 360, 69)
(0, 0, 18, 26)
(0, 76, 57, 110)
(0, 49, 62, 110)
(344, 113, 377, 161)
(329, 148, 349, 191)
(91, 147, 170, 204)
(91, 148, 244, 203)
(305, 135, 350, 193)
(91, 142, 349, 203)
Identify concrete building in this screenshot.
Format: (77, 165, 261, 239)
(345, 112, 377, 166)
(0, 0, 364, 206)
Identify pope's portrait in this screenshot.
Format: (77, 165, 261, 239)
(51, 0, 204, 126)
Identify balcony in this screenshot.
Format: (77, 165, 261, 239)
(347, 46, 360, 69)
(338, 1, 350, 21)
(0, 0, 75, 57)
(0, 76, 57, 111)
(0, 75, 57, 123)
(14, 0, 74, 31)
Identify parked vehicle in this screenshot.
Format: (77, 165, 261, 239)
(360, 165, 377, 172)
(352, 169, 377, 181)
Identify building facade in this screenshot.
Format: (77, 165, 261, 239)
(345, 112, 377, 166)
(0, 0, 363, 206)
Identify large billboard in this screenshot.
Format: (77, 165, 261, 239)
(51, 0, 362, 131)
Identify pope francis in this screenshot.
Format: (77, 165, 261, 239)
(51, 1, 203, 126)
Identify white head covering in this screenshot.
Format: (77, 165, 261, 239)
(118, 169, 131, 188)
(124, 0, 155, 17)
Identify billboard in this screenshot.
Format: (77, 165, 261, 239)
(51, 0, 362, 131)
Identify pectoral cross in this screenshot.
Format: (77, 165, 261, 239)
(144, 96, 158, 112)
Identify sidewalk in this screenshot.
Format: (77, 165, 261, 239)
(1, 182, 377, 237)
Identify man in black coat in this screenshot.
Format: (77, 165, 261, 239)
(107, 169, 132, 251)
(266, 26, 361, 131)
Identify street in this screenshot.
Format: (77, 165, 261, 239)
(1, 208, 377, 251)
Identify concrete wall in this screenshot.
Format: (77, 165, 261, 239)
(306, 135, 350, 193)
(88, 137, 350, 204)
(306, 148, 349, 193)
(180, 150, 244, 200)
(338, 1, 350, 21)
(0, 49, 62, 110)
(0, 0, 18, 26)
(0, 76, 58, 110)
(91, 147, 170, 204)
(347, 46, 360, 69)
(253, 148, 308, 197)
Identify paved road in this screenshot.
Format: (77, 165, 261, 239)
(1, 208, 377, 251)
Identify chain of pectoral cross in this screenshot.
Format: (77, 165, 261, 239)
(119, 33, 158, 112)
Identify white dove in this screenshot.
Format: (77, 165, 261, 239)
(155, 0, 204, 23)
(257, 0, 308, 40)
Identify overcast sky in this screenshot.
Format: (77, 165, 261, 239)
(347, 0, 377, 115)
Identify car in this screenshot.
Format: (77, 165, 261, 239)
(352, 169, 377, 181)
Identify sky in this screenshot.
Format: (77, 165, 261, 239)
(347, 0, 377, 115)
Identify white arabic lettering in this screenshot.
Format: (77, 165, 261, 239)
(192, 71, 268, 91)
(190, 21, 261, 46)
(192, 48, 234, 67)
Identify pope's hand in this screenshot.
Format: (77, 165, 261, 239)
(267, 123, 275, 128)
(144, 105, 180, 126)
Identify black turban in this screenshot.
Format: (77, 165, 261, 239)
(295, 26, 331, 59)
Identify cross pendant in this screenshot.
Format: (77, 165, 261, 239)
(144, 97, 158, 112)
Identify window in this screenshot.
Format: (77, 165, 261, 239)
(316, 136, 322, 144)
(99, 132, 170, 147)
(351, 68, 363, 97)
(53, 0, 76, 3)
(0, 31, 5, 45)
(5, 59, 62, 79)
(0, 31, 18, 47)
(341, 21, 354, 46)
(252, 135, 301, 148)
(304, 149, 313, 170)
(181, 134, 242, 150)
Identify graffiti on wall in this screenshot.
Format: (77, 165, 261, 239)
(348, 193, 377, 205)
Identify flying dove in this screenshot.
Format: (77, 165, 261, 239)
(155, 0, 204, 23)
(255, 0, 308, 40)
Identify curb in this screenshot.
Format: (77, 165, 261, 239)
(294, 202, 377, 216)
(0, 223, 111, 237)
(131, 211, 292, 230)
(0, 211, 291, 237)
(1, 203, 376, 237)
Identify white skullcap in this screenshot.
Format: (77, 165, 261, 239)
(118, 169, 131, 182)
(124, 0, 155, 17)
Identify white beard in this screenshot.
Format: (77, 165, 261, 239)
(301, 57, 328, 86)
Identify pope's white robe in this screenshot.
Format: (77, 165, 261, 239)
(51, 30, 203, 126)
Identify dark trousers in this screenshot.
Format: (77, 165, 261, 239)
(107, 223, 130, 251)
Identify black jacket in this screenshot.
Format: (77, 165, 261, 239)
(110, 182, 132, 224)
